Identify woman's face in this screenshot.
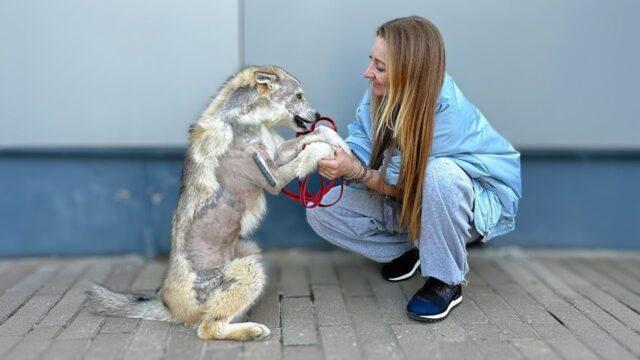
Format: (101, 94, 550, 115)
(363, 36, 388, 97)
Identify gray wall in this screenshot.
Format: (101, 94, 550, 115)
(0, 0, 240, 147)
(1, 0, 639, 149)
(245, 0, 640, 149)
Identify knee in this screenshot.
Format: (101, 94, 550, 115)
(425, 158, 472, 196)
(306, 206, 330, 232)
(225, 255, 265, 292)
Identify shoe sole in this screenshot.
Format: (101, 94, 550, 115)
(407, 295, 463, 322)
(385, 261, 420, 282)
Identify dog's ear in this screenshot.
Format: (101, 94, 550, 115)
(254, 71, 277, 88)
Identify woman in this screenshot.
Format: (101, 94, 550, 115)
(306, 16, 521, 322)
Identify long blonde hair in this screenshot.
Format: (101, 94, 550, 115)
(369, 16, 446, 241)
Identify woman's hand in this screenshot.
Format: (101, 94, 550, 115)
(317, 148, 359, 180)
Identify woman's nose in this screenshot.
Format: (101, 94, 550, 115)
(363, 65, 374, 79)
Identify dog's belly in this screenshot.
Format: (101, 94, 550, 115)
(185, 200, 242, 271)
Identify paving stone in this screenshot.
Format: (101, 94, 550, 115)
(0, 251, 639, 360)
(499, 257, 637, 360)
(531, 323, 599, 360)
(243, 327, 282, 360)
(616, 259, 640, 281)
(37, 261, 113, 327)
(311, 284, 350, 326)
(202, 346, 242, 360)
(202, 338, 243, 360)
(100, 317, 140, 334)
(539, 260, 640, 355)
(283, 345, 323, 360)
(469, 339, 523, 360)
(129, 262, 167, 292)
(102, 259, 144, 292)
(425, 319, 467, 343)
(281, 263, 310, 297)
(438, 341, 483, 359)
(83, 332, 131, 360)
(248, 283, 280, 329)
(336, 264, 373, 297)
(449, 297, 489, 324)
(0, 294, 60, 335)
(57, 309, 105, 340)
(509, 338, 562, 360)
(320, 326, 361, 360)
(2, 326, 61, 360)
(0, 262, 37, 295)
(163, 325, 205, 360)
(0, 336, 21, 358)
(308, 252, 339, 284)
(596, 259, 640, 302)
(364, 266, 413, 325)
(347, 296, 403, 360)
(568, 259, 640, 332)
(44, 339, 91, 360)
(282, 297, 316, 345)
(122, 320, 172, 360)
(391, 324, 436, 360)
(471, 257, 557, 325)
(471, 294, 538, 339)
(36, 260, 88, 295)
(0, 263, 59, 323)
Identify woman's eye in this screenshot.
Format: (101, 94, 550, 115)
(377, 67, 385, 73)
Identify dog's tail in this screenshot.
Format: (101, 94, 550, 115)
(85, 285, 175, 323)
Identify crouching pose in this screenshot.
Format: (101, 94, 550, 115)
(307, 17, 521, 322)
(87, 66, 351, 341)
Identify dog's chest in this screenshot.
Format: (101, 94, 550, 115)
(259, 126, 277, 158)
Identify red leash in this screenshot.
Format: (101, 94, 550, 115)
(281, 116, 344, 208)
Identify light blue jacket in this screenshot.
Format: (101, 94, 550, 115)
(345, 73, 522, 240)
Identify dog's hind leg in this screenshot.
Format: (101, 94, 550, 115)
(234, 240, 261, 257)
(196, 254, 270, 341)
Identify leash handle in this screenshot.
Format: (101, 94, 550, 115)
(281, 116, 344, 208)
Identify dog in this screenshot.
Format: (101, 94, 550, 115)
(86, 65, 351, 341)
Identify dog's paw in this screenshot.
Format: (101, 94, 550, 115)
(248, 323, 271, 341)
(314, 126, 351, 153)
(296, 142, 334, 178)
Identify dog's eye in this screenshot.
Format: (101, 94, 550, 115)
(296, 93, 303, 100)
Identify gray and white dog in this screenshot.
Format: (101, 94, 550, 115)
(86, 65, 351, 341)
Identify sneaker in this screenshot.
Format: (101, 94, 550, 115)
(381, 248, 420, 282)
(406, 277, 462, 322)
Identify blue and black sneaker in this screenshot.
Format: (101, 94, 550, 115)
(407, 277, 462, 322)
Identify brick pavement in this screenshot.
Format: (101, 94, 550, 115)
(0, 249, 639, 360)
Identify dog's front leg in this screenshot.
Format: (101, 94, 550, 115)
(273, 127, 351, 166)
(250, 142, 334, 195)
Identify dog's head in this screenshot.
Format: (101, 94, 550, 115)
(216, 66, 320, 132)
(252, 67, 319, 131)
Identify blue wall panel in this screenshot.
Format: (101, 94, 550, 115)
(494, 156, 640, 249)
(0, 151, 638, 257)
(0, 157, 149, 256)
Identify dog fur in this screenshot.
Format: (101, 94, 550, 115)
(86, 65, 350, 341)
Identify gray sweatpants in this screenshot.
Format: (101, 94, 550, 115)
(306, 157, 481, 285)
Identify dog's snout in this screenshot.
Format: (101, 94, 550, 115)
(314, 112, 321, 120)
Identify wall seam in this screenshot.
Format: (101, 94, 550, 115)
(238, 0, 245, 68)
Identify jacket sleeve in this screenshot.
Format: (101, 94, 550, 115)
(345, 90, 373, 165)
